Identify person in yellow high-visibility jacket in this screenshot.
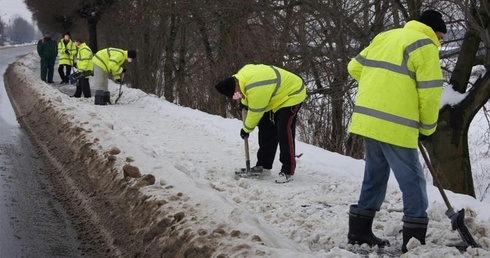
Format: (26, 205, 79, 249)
(346, 10, 446, 253)
(92, 48, 136, 105)
(57, 32, 76, 84)
(215, 64, 306, 181)
(71, 39, 93, 98)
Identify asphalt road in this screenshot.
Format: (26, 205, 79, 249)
(0, 45, 83, 257)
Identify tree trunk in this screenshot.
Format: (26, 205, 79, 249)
(87, 19, 98, 52)
(423, 4, 490, 197)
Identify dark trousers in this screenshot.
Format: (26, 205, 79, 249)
(58, 64, 72, 83)
(256, 104, 302, 175)
(40, 56, 56, 82)
(73, 77, 91, 98)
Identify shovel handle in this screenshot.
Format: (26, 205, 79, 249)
(242, 109, 251, 172)
(418, 142, 453, 210)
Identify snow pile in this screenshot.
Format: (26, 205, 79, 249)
(5, 52, 490, 257)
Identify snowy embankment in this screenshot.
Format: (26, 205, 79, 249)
(4, 52, 490, 257)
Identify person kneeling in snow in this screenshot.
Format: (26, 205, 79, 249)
(346, 10, 446, 252)
(215, 64, 306, 181)
(92, 48, 136, 105)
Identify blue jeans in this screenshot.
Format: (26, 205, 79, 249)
(357, 137, 428, 218)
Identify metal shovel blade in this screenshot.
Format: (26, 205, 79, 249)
(445, 208, 480, 248)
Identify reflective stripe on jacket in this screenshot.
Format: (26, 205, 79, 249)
(58, 39, 76, 65)
(92, 48, 127, 81)
(76, 43, 93, 76)
(234, 64, 306, 133)
(347, 20, 443, 149)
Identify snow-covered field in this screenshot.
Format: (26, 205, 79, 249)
(6, 52, 490, 257)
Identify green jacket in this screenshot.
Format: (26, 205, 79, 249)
(92, 48, 128, 81)
(58, 39, 77, 65)
(234, 64, 306, 133)
(348, 20, 443, 149)
(37, 37, 57, 58)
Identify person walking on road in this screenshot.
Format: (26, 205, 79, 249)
(57, 32, 77, 84)
(346, 10, 446, 253)
(71, 39, 93, 98)
(92, 48, 136, 105)
(215, 64, 306, 182)
(37, 31, 57, 83)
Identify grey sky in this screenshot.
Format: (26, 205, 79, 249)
(0, 0, 34, 24)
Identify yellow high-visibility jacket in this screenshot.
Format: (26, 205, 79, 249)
(76, 43, 93, 77)
(58, 39, 76, 65)
(92, 48, 128, 81)
(348, 20, 443, 149)
(234, 64, 306, 133)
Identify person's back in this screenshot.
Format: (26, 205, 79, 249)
(348, 20, 443, 149)
(346, 10, 447, 253)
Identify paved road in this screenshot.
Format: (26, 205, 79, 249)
(0, 45, 83, 257)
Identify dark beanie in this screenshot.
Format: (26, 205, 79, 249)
(215, 77, 236, 98)
(128, 50, 137, 59)
(417, 10, 447, 34)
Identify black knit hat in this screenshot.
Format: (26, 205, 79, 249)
(215, 77, 236, 98)
(128, 50, 137, 59)
(417, 10, 447, 34)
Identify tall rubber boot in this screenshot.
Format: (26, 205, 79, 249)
(348, 205, 390, 247)
(94, 90, 106, 105)
(104, 91, 112, 105)
(402, 216, 428, 253)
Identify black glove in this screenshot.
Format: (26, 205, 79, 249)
(115, 79, 123, 84)
(73, 62, 77, 68)
(418, 133, 430, 142)
(65, 50, 70, 54)
(239, 102, 248, 111)
(122, 68, 127, 73)
(240, 129, 249, 139)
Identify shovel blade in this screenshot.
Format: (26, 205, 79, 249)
(446, 208, 480, 248)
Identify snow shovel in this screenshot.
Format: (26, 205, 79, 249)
(235, 109, 251, 175)
(114, 73, 125, 104)
(418, 142, 480, 248)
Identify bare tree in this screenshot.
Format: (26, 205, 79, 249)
(422, 0, 490, 197)
(0, 16, 5, 45)
(8, 16, 36, 44)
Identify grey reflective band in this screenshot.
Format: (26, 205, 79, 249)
(418, 79, 444, 89)
(244, 66, 283, 113)
(356, 55, 410, 77)
(94, 54, 108, 71)
(289, 82, 305, 96)
(248, 107, 267, 113)
(245, 79, 277, 91)
(243, 122, 254, 131)
(77, 47, 92, 60)
(420, 121, 437, 130)
(354, 106, 419, 129)
(269, 66, 281, 97)
(356, 38, 437, 82)
(405, 39, 433, 54)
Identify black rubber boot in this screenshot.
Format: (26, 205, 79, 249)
(94, 90, 106, 105)
(104, 91, 112, 105)
(402, 216, 428, 253)
(348, 205, 390, 247)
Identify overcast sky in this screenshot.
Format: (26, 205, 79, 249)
(0, 0, 33, 24)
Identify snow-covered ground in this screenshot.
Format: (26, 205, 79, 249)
(7, 52, 490, 257)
